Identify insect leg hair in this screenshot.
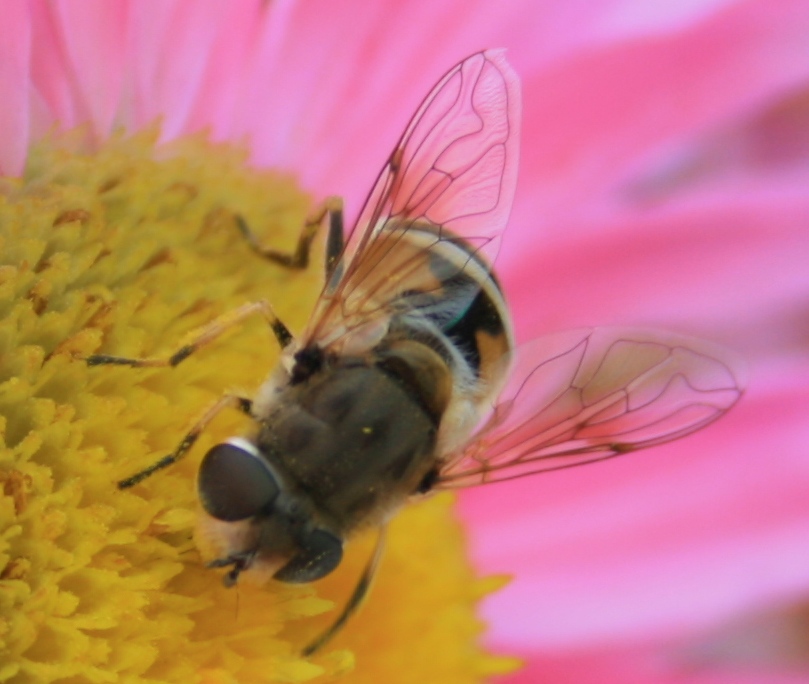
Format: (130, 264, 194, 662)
(302, 525, 387, 657)
(86, 299, 294, 368)
(117, 393, 253, 489)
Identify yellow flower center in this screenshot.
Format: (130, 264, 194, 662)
(0, 130, 516, 682)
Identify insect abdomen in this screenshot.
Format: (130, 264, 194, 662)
(393, 225, 514, 399)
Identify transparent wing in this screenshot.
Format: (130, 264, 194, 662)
(304, 49, 521, 348)
(436, 328, 746, 488)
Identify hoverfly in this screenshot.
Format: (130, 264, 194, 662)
(88, 50, 745, 655)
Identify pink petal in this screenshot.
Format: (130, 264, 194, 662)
(124, 0, 241, 140)
(0, 1, 31, 176)
(30, 0, 127, 140)
(501, 600, 809, 682)
(503, 177, 809, 362)
(29, 0, 81, 131)
(225, 0, 749, 221)
(514, 0, 809, 228)
(184, 0, 265, 139)
(613, 86, 809, 215)
(500, 642, 809, 684)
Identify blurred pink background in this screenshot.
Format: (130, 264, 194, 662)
(3, 1, 809, 680)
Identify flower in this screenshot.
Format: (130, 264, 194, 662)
(2, 1, 809, 683)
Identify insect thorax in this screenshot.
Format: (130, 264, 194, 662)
(254, 354, 442, 534)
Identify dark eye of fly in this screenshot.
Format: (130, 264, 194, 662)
(198, 440, 280, 521)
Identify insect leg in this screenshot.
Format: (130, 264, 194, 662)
(118, 393, 253, 489)
(324, 198, 344, 284)
(207, 548, 257, 588)
(302, 525, 387, 657)
(235, 196, 344, 273)
(86, 300, 294, 368)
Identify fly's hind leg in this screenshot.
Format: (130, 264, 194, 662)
(236, 196, 344, 281)
(86, 300, 293, 368)
(118, 393, 253, 488)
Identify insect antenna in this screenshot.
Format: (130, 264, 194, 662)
(302, 525, 387, 657)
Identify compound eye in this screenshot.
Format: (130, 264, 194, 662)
(274, 528, 343, 583)
(198, 440, 279, 522)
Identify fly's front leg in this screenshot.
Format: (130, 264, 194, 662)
(118, 393, 253, 488)
(207, 547, 259, 588)
(86, 300, 293, 368)
(236, 196, 344, 281)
